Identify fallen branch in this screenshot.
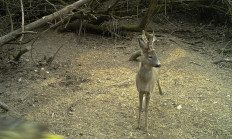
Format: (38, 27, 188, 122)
(17, 31, 38, 35)
(0, 0, 91, 47)
(213, 58, 232, 64)
(48, 44, 64, 66)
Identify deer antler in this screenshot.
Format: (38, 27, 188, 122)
(142, 30, 147, 42)
(147, 40, 150, 50)
(142, 30, 151, 50)
(150, 31, 156, 47)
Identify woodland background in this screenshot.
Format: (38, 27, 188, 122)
(0, 0, 232, 138)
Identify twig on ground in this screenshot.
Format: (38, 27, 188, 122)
(48, 44, 65, 66)
(190, 61, 201, 66)
(30, 28, 51, 65)
(0, 101, 9, 111)
(213, 58, 232, 64)
(17, 31, 37, 35)
(78, 19, 83, 42)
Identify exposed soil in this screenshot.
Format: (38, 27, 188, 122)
(0, 13, 232, 138)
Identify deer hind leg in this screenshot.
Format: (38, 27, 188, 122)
(144, 92, 150, 132)
(157, 80, 163, 95)
(137, 92, 143, 129)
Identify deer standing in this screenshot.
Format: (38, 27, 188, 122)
(136, 30, 163, 132)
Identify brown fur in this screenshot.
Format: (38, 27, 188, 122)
(136, 30, 163, 132)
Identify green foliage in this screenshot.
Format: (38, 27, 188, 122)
(0, 119, 65, 139)
(0, 120, 46, 139)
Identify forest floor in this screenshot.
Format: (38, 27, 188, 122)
(0, 13, 232, 138)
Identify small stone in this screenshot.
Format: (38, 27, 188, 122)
(18, 78, 22, 82)
(177, 105, 182, 110)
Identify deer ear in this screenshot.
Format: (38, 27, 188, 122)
(152, 31, 157, 42)
(138, 38, 148, 53)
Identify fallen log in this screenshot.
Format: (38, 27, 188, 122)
(0, 0, 91, 47)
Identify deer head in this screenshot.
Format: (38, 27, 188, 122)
(138, 30, 160, 68)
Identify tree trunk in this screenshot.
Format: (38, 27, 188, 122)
(139, 0, 157, 29)
(0, 0, 91, 47)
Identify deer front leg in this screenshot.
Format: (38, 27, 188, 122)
(137, 92, 143, 129)
(144, 92, 150, 132)
(157, 80, 163, 95)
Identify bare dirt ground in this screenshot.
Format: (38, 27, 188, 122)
(0, 14, 232, 138)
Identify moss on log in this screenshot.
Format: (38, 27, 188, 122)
(119, 25, 142, 32)
(58, 22, 110, 35)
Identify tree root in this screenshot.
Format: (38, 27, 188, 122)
(9, 46, 31, 62)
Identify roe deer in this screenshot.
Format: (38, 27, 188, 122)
(136, 30, 163, 132)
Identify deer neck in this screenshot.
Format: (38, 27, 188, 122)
(138, 60, 154, 81)
(140, 62, 153, 72)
